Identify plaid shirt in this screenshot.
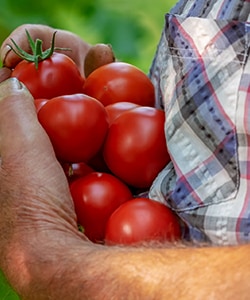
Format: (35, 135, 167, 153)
(149, 0, 250, 245)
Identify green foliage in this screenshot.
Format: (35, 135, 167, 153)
(0, 0, 177, 72)
(0, 0, 177, 298)
(0, 270, 19, 300)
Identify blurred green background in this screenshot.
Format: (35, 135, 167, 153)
(0, 0, 177, 298)
(0, 0, 178, 72)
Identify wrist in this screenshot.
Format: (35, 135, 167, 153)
(1, 229, 87, 299)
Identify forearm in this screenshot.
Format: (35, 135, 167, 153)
(3, 235, 249, 300)
(75, 244, 250, 300)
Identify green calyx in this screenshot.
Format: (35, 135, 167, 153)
(9, 29, 70, 69)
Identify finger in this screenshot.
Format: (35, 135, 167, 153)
(0, 78, 62, 186)
(0, 77, 40, 161)
(0, 78, 59, 174)
(0, 67, 12, 83)
(1, 24, 91, 76)
(1, 24, 54, 68)
(54, 29, 91, 76)
(0, 78, 80, 236)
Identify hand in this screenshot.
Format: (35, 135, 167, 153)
(0, 67, 12, 82)
(0, 26, 249, 300)
(0, 79, 249, 300)
(0, 78, 86, 297)
(0, 24, 91, 75)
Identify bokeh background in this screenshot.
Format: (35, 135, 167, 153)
(0, 0, 178, 72)
(0, 0, 177, 298)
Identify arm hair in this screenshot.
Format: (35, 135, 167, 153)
(3, 235, 249, 300)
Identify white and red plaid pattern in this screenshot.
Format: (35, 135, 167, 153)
(149, 0, 250, 245)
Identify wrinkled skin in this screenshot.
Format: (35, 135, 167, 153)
(0, 77, 87, 295)
(0, 24, 250, 300)
(0, 25, 91, 296)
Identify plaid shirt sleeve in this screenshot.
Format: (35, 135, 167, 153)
(148, 0, 250, 245)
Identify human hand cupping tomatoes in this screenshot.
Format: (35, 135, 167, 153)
(0, 24, 182, 246)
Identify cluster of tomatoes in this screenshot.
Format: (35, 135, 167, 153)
(11, 33, 182, 245)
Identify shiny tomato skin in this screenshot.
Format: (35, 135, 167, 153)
(11, 52, 85, 99)
(103, 106, 170, 188)
(83, 62, 155, 107)
(105, 102, 139, 125)
(38, 93, 109, 163)
(34, 98, 48, 112)
(105, 197, 182, 245)
(61, 162, 94, 182)
(69, 172, 133, 243)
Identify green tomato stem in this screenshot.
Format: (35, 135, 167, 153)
(8, 29, 71, 69)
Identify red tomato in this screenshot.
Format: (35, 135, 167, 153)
(105, 197, 182, 245)
(11, 52, 85, 99)
(103, 106, 170, 188)
(34, 98, 48, 112)
(105, 102, 139, 125)
(62, 162, 94, 182)
(83, 62, 155, 107)
(87, 148, 110, 173)
(69, 172, 133, 243)
(38, 93, 109, 163)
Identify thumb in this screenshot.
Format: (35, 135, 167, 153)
(0, 78, 38, 161)
(0, 78, 75, 214)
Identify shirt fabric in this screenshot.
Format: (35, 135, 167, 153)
(148, 0, 250, 245)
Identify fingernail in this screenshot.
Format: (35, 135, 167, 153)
(0, 78, 24, 99)
(1, 45, 12, 66)
(5, 78, 23, 89)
